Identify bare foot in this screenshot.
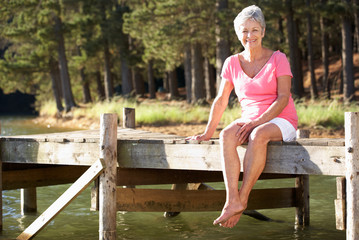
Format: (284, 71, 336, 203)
(213, 199, 247, 227)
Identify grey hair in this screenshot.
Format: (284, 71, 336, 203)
(234, 5, 266, 40)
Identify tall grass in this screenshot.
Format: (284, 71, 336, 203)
(38, 98, 359, 129)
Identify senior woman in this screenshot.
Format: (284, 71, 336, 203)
(187, 5, 298, 228)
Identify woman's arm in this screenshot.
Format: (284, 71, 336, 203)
(187, 79, 233, 141)
(236, 75, 292, 143)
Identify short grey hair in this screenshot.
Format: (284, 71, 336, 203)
(234, 5, 266, 40)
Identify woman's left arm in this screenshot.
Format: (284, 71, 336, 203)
(236, 75, 292, 143)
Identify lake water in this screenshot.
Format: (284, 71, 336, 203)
(0, 116, 346, 239)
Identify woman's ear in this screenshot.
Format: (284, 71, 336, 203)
(262, 28, 266, 37)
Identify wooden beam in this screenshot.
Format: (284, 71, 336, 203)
(3, 166, 88, 190)
(295, 175, 310, 227)
(117, 168, 296, 186)
(116, 188, 295, 212)
(117, 142, 345, 175)
(99, 114, 117, 240)
(335, 177, 346, 230)
(21, 188, 37, 215)
(17, 158, 105, 240)
(345, 112, 359, 240)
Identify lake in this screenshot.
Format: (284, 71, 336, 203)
(0, 116, 346, 239)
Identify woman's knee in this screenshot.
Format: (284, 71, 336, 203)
(219, 125, 238, 145)
(249, 126, 270, 145)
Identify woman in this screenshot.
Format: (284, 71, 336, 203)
(187, 5, 298, 228)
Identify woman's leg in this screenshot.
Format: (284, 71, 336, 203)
(214, 122, 283, 228)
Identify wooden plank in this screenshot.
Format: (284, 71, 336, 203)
(345, 112, 359, 240)
(17, 158, 105, 240)
(116, 168, 296, 186)
(335, 177, 346, 230)
(2, 166, 88, 190)
(99, 114, 117, 240)
(117, 142, 346, 175)
(116, 188, 295, 212)
(0, 140, 99, 165)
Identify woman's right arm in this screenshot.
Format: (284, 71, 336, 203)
(187, 79, 233, 141)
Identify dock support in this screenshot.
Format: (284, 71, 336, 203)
(345, 112, 359, 240)
(123, 108, 135, 129)
(21, 188, 37, 215)
(295, 129, 310, 227)
(99, 113, 118, 240)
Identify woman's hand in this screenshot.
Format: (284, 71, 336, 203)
(185, 133, 211, 142)
(235, 120, 258, 145)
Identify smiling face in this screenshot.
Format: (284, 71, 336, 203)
(238, 19, 265, 50)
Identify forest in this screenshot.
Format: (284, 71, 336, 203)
(0, 0, 358, 113)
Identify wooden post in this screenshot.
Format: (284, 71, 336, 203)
(21, 188, 37, 215)
(99, 113, 118, 240)
(345, 112, 359, 240)
(335, 177, 346, 230)
(295, 129, 310, 227)
(123, 108, 135, 129)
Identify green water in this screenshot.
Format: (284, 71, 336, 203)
(0, 116, 346, 239)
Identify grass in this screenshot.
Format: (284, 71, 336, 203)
(38, 97, 359, 129)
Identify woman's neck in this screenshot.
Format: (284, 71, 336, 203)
(243, 47, 264, 62)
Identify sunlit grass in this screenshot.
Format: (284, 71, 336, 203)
(38, 97, 359, 129)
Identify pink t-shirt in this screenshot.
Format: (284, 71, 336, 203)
(221, 50, 298, 129)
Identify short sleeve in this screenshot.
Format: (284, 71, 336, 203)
(220, 56, 234, 85)
(275, 52, 293, 78)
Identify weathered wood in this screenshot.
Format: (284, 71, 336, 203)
(116, 188, 296, 212)
(295, 175, 310, 227)
(335, 177, 346, 230)
(90, 179, 99, 211)
(99, 114, 117, 240)
(117, 142, 345, 175)
(116, 168, 296, 186)
(17, 158, 105, 240)
(0, 140, 99, 165)
(123, 108, 135, 129)
(3, 166, 87, 190)
(345, 112, 359, 240)
(21, 188, 37, 215)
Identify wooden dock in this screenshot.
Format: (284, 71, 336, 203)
(0, 112, 358, 240)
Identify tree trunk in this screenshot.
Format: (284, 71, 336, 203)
(95, 71, 106, 101)
(103, 40, 114, 100)
(147, 60, 156, 99)
(80, 67, 92, 103)
(285, 0, 303, 99)
(204, 57, 216, 101)
(306, 0, 318, 99)
(191, 42, 205, 103)
(77, 47, 92, 103)
(354, 0, 359, 53)
(168, 69, 179, 99)
(132, 67, 145, 96)
(342, 0, 355, 102)
(49, 57, 64, 112)
(320, 0, 330, 99)
(121, 58, 133, 96)
(53, 14, 76, 112)
(184, 45, 192, 103)
(215, 0, 231, 95)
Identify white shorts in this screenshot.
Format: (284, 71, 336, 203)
(269, 117, 296, 142)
